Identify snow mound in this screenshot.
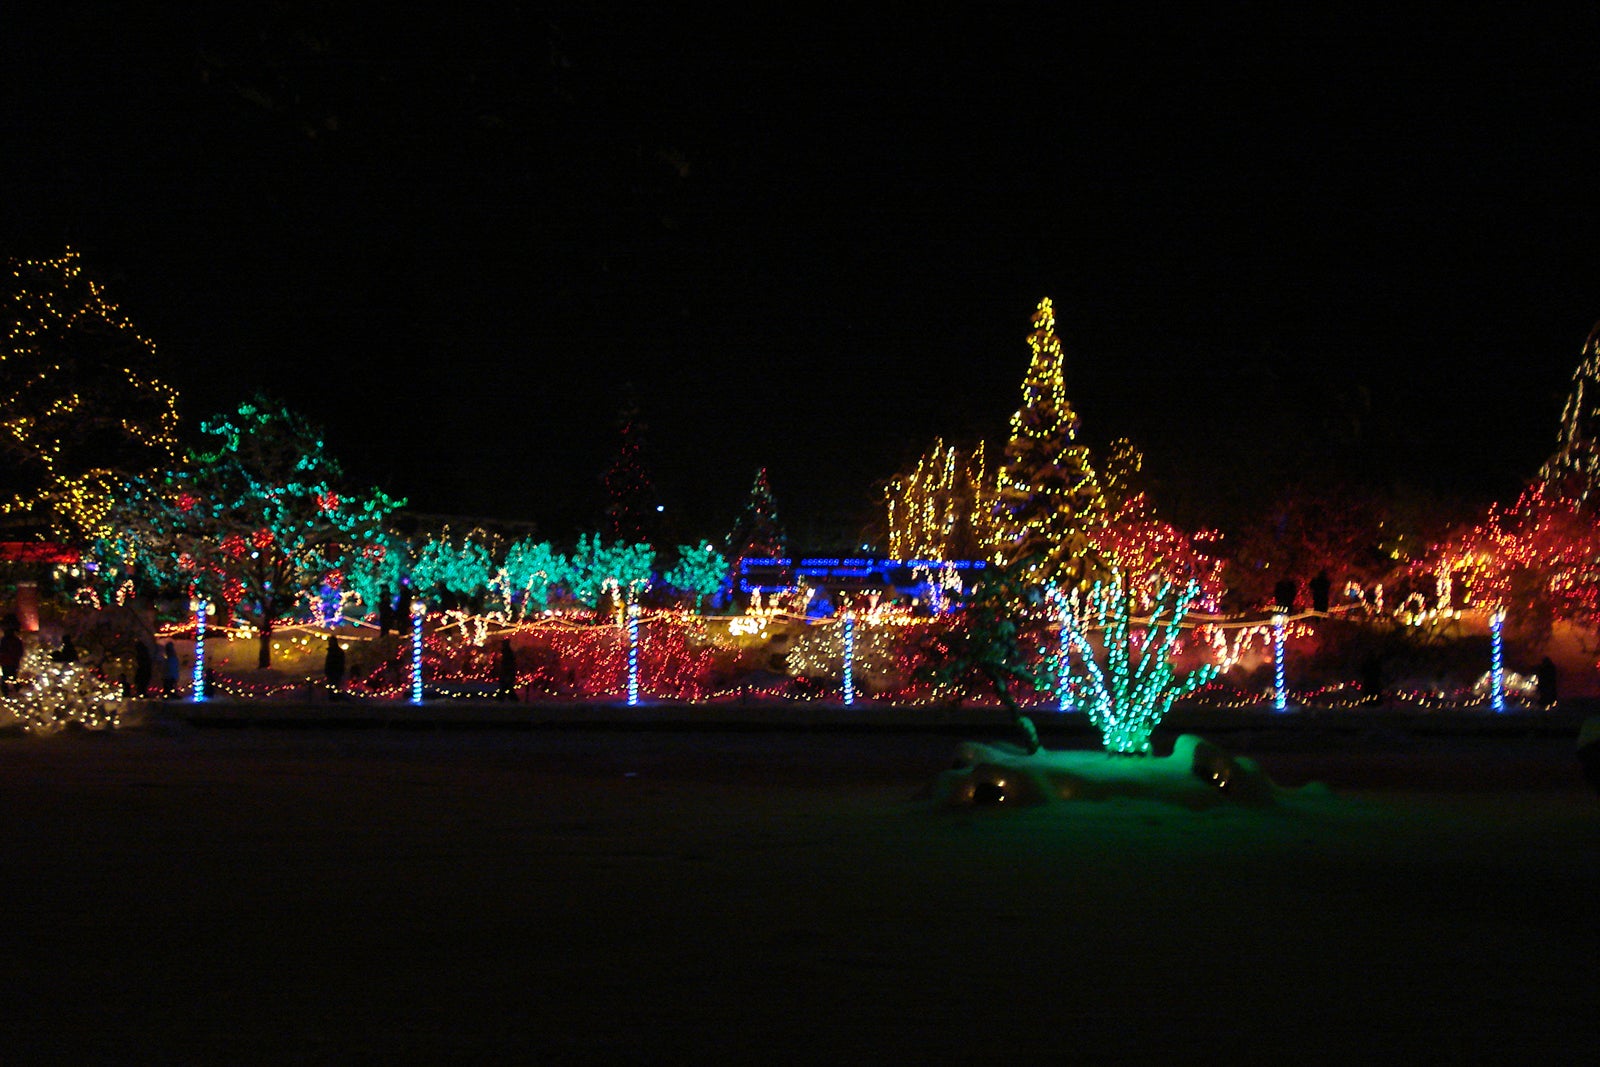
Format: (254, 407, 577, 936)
(933, 734, 1301, 809)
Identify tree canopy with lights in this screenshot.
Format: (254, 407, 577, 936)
(100, 396, 404, 666)
(1, 249, 182, 541)
(884, 437, 995, 561)
(994, 297, 1106, 589)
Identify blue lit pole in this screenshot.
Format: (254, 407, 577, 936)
(842, 612, 856, 706)
(626, 603, 640, 706)
(1054, 587, 1073, 713)
(1489, 607, 1506, 712)
(1272, 613, 1287, 712)
(191, 597, 208, 702)
(410, 600, 426, 704)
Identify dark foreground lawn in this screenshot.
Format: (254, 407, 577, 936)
(2, 722, 1597, 1064)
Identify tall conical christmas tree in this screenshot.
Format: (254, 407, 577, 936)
(724, 467, 788, 563)
(601, 396, 660, 546)
(1539, 320, 1600, 506)
(993, 297, 1105, 588)
(2, 249, 182, 541)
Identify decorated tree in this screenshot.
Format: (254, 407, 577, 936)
(1538, 319, 1600, 506)
(919, 559, 1050, 753)
(1427, 483, 1600, 646)
(1085, 440, 1224, 610)
(411, 530, 496, 609)
(993, 297, 1106, 589)
(664, 540, 729, 611)
(1060, 571, 1219, 755)
(601, 397, 660, 546)
(494, 539, 570, 618)
(884, 437, 996, 561)
(724, 467, 788, 565)
(1, 249, 183, 541)
(101, 396, 404, 667)
(568, 533, 655, 609)
(1222, 482, 1395, 612)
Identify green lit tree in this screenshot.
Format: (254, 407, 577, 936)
(1060, 571, 1218, 755)
(2, 249, 183, 541)
(665, 541, 729, 611)
(993, 297, 1105, 589)
(494, 539, 570, 618)
(100, 396, 404, 667)
(568, 533, 655, 609)
(412, 531, 496, 609)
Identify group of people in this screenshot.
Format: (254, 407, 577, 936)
(130, 639, 184, 699)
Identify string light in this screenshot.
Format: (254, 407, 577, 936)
(1489, 607, 1506, 712)
(626, 603, 640, 705)
(1060, 571, 1218, 754)
(411, 600, 426, 704)
(1271, 613, 1287, 712)
(842, 613, 855, 705)
(192, 597, 208, 701)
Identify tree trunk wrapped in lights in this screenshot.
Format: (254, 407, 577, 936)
(1061, 571, 1218, 755)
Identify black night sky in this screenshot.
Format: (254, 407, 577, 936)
(6, 5, 1600, 544)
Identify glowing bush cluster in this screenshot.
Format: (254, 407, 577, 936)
(0, 647, 122, 733)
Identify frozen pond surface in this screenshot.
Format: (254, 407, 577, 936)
(3, 724, 1597, 1063)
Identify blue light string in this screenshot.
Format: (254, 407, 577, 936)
(192, 599, 206, 702)
(1272, 614, 1287, 712)
(1489, 609, 1505, 712)
(410, 605, 424, 704)
(626, 605, 640, 706)
(842, 614, 855, 705)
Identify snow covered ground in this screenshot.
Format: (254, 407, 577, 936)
(1, 724, 1596, 1062)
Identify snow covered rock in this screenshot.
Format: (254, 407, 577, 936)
(933, 734, 1284, 809)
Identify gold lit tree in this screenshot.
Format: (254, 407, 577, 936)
(1, 249, 182, 541)
(1538, 319, 1600, 507)
(884, 437, 996, 560)
(993, 297, 1106, 589)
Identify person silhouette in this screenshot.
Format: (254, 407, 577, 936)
(324, 635, 347, 700)
(1309, 570, 1331, 614)
(134, 640, 153, 697)
(1535, 656, 1558, 708)
(162, 641, 180, 699)
(495, 638, 518, 701)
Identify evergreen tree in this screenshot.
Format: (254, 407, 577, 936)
(1, 249, 182, 541)
(1539, 319, 1600, 506)
(724, 467, 788, 564)
(994, 297, 1105, 589)
(601, 396, 660, 546)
